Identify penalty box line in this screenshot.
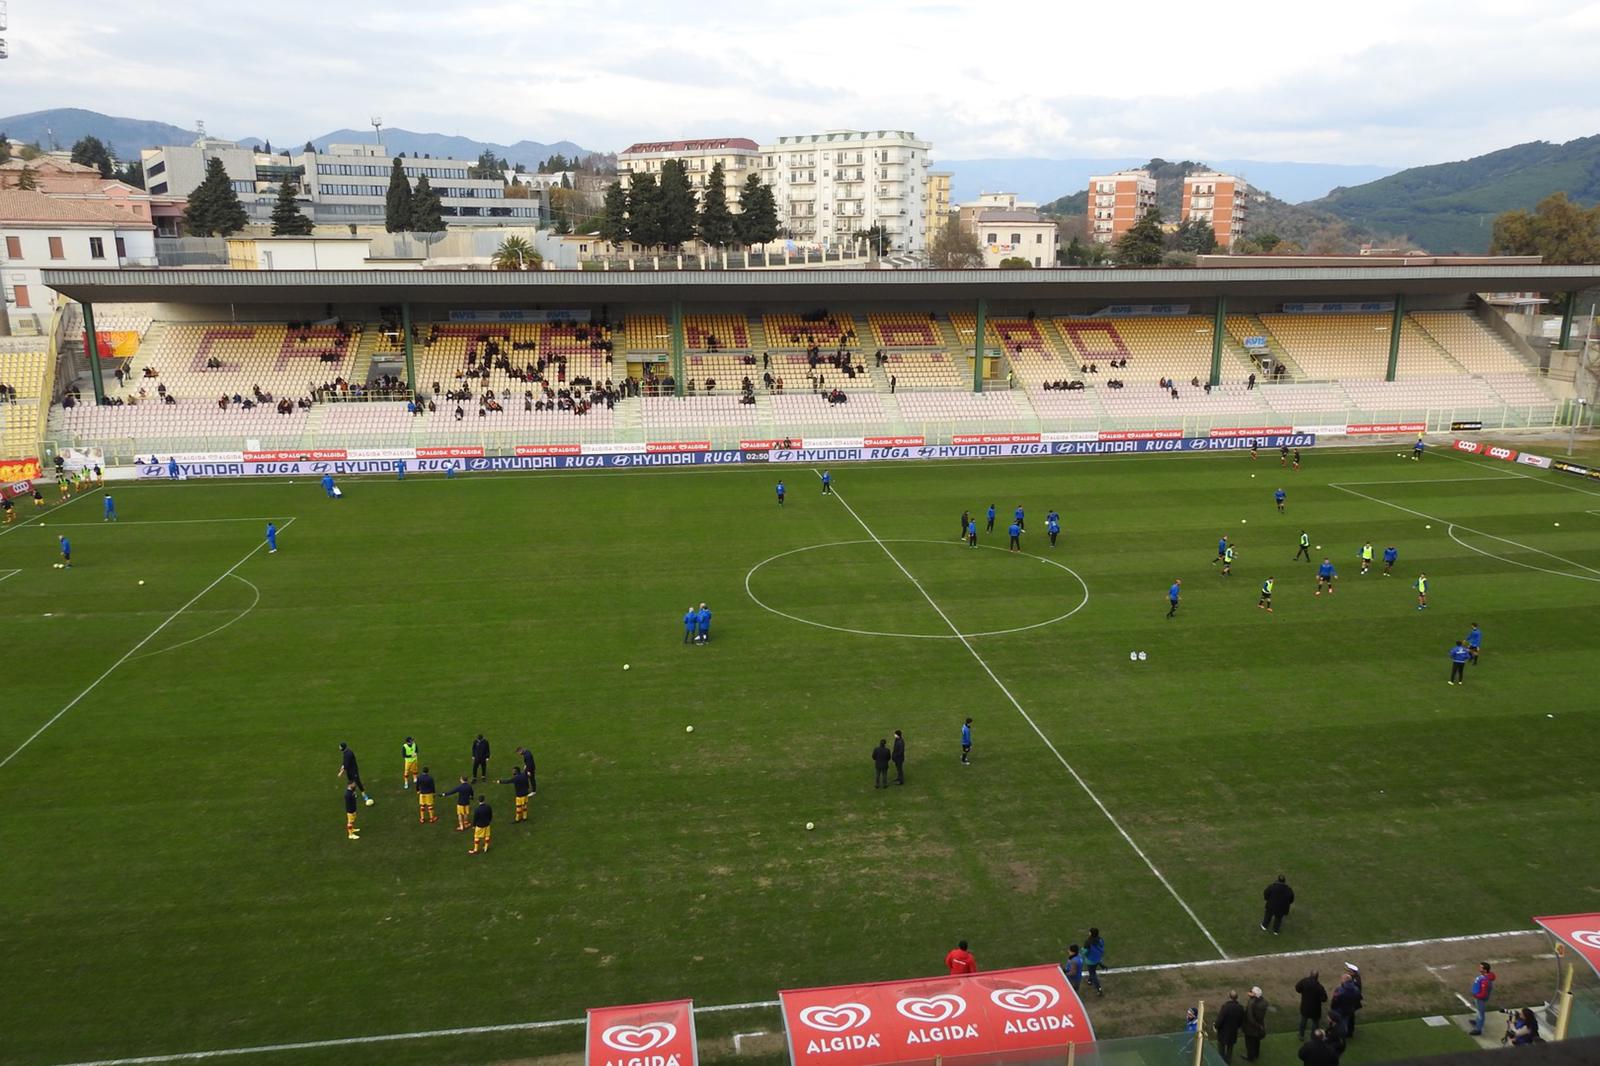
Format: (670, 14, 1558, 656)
(810, 470, 1229, 960)
(0, 517, 297, 772)
(47, 927, 1540, 1066)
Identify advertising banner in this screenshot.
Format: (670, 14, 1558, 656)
(780, 964, 1093, 1066)
(1534, 915, 1600, 979)
(1516, 453, 1553, 469)
(740, 439, 806, 451)
(449, 309, 591, 323)
(1552, 459, 1600, 480)
(586, 999, 697, 1066)
(865, 436, 925, 448)
(951, 433, 1041, 445)
(1, 478, 33, 500)
(0, 457, 43, 481)
(1208, 426, 1292, 438)
(1292, 424, 1349, 437)
(1348, 423, 1425, 435)
(1091, 304, 1190, 317)
(1281, 301, 1394, 314)
(516, 444, 584, 456)
(1450, 420, 1485, 432)
(88, 331, 141, 358)
(416, 446, 483, 459)
(1452, 440, 1482, 454)
(1482, 445, 1519, 462)
(1097, 429, 1182, 441)
(647, 441, 711, 454)
(243, 449, 350, 462)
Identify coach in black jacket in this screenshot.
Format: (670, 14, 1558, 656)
(1214, 991, 1246, 1063)
(1262, 874, 1295, 933)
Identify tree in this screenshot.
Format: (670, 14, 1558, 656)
(733, 174, 778, 246)
(1232, 230, 1281, 255)
(998, 256, 1033, 269)
(491, 236, 541, 271)
(304, 140, 317, 153)
(927, 217, 984, 268)
(696, 162, 736, 248)
(263, 140, 273, 155)
(626, 171, 662, 248)
(0, 134, 10, 165)
(182, 156, 249, 236)
(1171, 218, 1217, 255)
(854, 224, 892, 254)
(656, 159, 698, 248)
(471, 149, 502, 179)
(599, 182, 629, 244)
(15, 166, 39, 191)
(270, 177, 314, 236)
(1114, 208, 1165, 266)
(113, 161, 145, 189)
(560, 173, 572, 190)
(71, 136, 115, 178)
(409, 175, 445, 232)
(1491, 193, 1600, 265)
(384, 157, 413, 232)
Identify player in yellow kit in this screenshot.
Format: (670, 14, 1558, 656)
(469, 798, 494, 855)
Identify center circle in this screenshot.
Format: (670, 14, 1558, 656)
(744, 539, 1090, 639)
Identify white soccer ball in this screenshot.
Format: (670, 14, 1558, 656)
(1138, 651, 1147, 661)
(53, 563, 62, 569)
(138, 580, 145, 586)
(1554, 522, 1560, 527)
(364, 798, 374, 807)
(805, 821, 815, 831)
(685, 725, 694, 733)
(1250, 474, 1256, 478)
(1241, 519, 1248, 524)
(1425, 524, 1432, 529)
(622, 663, 630, 671)
(1129, 651, 1138, 661)
(1316, 545, 1321, 550)
(1396, 453, 1403, 457)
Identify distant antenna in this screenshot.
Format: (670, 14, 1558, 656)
(195, 119, 207, 138)
(371, 116, 383, 148)
(0, 0, 9, 60)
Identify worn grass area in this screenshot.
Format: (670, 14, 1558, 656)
(1, 446, 1597, 1066)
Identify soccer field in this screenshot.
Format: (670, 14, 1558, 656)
(3, 446, 1598, 1066)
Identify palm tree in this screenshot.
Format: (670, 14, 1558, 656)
(491, 236, 541, 271)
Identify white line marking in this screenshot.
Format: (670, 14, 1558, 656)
(812, 471, 1226, 959)
(1445, 524, 1600, 584)
(0, 519, 296, 771)
(744, 538, 1089, 639)
(130, 573, 262, 661)
(36, 518, 283, 527)
(0, 568, 19, 583)
(47, 928, 1543, 1066)
(0, 487, 97, 539)
(1333, 476, 1522, 486)
(1328, 483, 1600, 578)
(1438, 448, 1600, 497)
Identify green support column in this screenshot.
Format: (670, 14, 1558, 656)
(670, 299, 685, 397)
(1210, 295, 1227, 387)
(1558, 293, 1577, 350)
(401, 302, 416, 392)
(1386, 293, 1406, 382)
(972, 297, 987, 393)
(81, 301, 106, 404)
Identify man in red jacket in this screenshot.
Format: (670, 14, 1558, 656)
(945, 940, 977, 975)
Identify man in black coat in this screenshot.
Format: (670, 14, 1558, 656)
(872, 739, 891, 789)
(1330, 970, 1363, 1038)
(1262, 874, 1295, 933)
(1215, 990, 1246, 1063)
(471, 734, 491, 782)
(1296, 1029, 1340, 1066)
(1295, 970, 1328, 1039)
(891, 730, 905, 785)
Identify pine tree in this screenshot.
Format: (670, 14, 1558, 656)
(627, 172, 662, 248)
(734, 174, 778, 246)
(599, 182, 629, 244)
(182, 156, 249, 236)
(656, 159, 698, 248)
(1114, 208, 1166, 266)
(0, 135, 11, 166)
(70, 136, 115, 178)
(270, 177, 314, 236)
(304, 140, 316, 153)
(16, 166, 39, 191)
(410, 175, 445, 232)
(384, 158, 413, 233)
(264, 140, 273, 155)
(697, 162, 735, 248)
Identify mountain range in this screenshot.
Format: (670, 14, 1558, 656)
(0, 108, 598, 171)
(942, 158, 1398, 208)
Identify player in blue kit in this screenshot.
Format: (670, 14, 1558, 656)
(696, 602, 712, 644)
(1448, 641, 1471, 684)
(167, 456, 179, 479)
(682, 605, 697, 645)
(960, 717, 973, 764)
(395, 458, 406, 480)
(1315, 557, 1337, 595)
(1046, 512, 1061, 547)
(1213, 535, 1229, 566)
(1008, 521, 1022, 553)
(821, 470, 832, 494)
(986, 504, 996, 532)
(967, 518, 978, 547)
(1275, 487, 1287, 513)
(266, 522, 278, 554)
(776, 480, 785, 506)
(321, 473, 336, 498)
(1382, 545, 1398, 575)
(103, 493, 117, 521)
(1166, 578, 1181, 618)
(1014, 505, 1025, 531)
(1466, 623, 1482, 666)
(57, 535, 72, 568)
(1412, 435, 1425, 460)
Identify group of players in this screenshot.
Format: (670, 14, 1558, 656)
(957, 504, 1064, 552)
(337, 737, 540, 854)
(1206, 533, 1422, 615)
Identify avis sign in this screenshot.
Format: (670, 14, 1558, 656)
(780, 964, 1094, 1066)
(586, 999, 698, 1066)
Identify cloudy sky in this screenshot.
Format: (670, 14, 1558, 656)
(6, 0, 1600, 165)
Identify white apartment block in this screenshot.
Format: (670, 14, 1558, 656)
(757, 129, 931, 252)
(617, 138, 760, 211)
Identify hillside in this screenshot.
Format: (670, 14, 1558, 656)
(1306, 135, 1600, 252)
(943, 157, 1393, 206)
(0, 107, 202, 157)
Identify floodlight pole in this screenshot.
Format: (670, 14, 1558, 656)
(1386, 294, 1405, 383)
(670, 299, 685, 397)
(401, 301, 415, 393)
(81, 301, 105, 404)
(1211, 295, 1226, 387)
(973, 296, 987, 393)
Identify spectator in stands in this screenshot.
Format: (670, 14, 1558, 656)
(890, 375, 897, 394)
(1248, 373, 1257, 389)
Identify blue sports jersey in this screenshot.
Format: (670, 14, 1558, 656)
(1467, 627, 1482, 648)
(60, 538, 70, 554)
(1450, 645, 1471, 664)
(683, 611, 696, 630)
(987, 506, 996, 520)
(266, 523, 276, 544)
(1008, 523, 1021, 537)
(1168, 583, 1180, 601)
(961, 723, 972, 746)
(1015, 507, 1024, 521)
(1218, 537, 1228, 554)
(776, 482, 785, 496)
(1047, 518, 1060, 534)
(1275, 490, 1286, 502)
(697, 608, 711, 632)
(968, 521, 977, 536)
(1384, 547, 1398, 562)
(1318, 562, 1335, 579)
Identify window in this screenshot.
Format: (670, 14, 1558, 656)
(1011, 233, 1021, 244)
(14, 284, 29, 308)
(986, 233, 997, 243)
(116, 237, 127, 258)
(89, 237, 105, 259)
(4, 236, 19, 258)
(1036, 233, 1043, 244)
(48, 237, 64, 259)
(150, 181, 169, 195)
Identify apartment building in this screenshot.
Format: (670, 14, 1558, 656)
(0, 189, 155, 331)
(757, 129, 931, 252)
(1086, 169, 1157, 245)
(617, 138, 760, 211)
(925, 171, 952, 231)
(1181, 171, 1250, 249)
(957, 194, 1056, 268)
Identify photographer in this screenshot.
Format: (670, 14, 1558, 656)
(1506, 1007, 1541, 1046)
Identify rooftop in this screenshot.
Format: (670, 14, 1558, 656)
(0, 189, 156, 227)
(620, 139, 761, 154)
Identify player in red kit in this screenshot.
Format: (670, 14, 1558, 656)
(945, 940, 977, 974)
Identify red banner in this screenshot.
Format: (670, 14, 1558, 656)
(586, 999, 697, 1066)
(865, 436, 925, 448)
(1452, 440, 1482, 454)
(1, 478, 34, 500)
(1098, 429, 1181, 441)
(1347, 422, 1425, 435)
(780, 964, 1093, 1066)
(516, 443, 583, 456)
(416, 446, 484, 459)
(1484, 445, 1519, 462)
(1536, 914, 1600, 979)
(0, 459, 42, 483)
(1209, 426, 1292, 438)
(647, 441, 711, 453)
(740, 439, 806, 451)
(952, 433, 1041, 445)
(243, 449, 348, 462)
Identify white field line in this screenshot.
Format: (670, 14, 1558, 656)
(0, 568, 19, 582)
(37, 518, 283, 527)
(1332, 475, 1521, 486)
(1328, 483, 1600, 578)
(129, 574, 262, 662)
(46, 927, 1544, 1066)
(812, 470, 1227, 959)
(1438, 448, 1600, 498)
(0, 518, 295, 771)
(1446, 524, 1600, 584)
(0, 486, 97, 539)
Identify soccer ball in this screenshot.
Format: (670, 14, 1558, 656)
(1128, 651, 1138, 661)
(685, 725, 694, 734)
(138, 580, 145, 586)
(1241, 519, 1248, 524)
(53, 563, 62, 569)
(1250, 474, 1256, 478)
(1316, 545, 1321, 550)
(1554, 522, 1561, 527)
(1138, 651, 1147, 661)
(805, 821, 815, 831)
(622, 663, 630, 671)
(364, 798, 374, 807)
(1425, 524, 1432, 529)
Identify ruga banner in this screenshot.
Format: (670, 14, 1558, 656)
(779, 963, 1093, 1066)
(586, 999, 697, 1066)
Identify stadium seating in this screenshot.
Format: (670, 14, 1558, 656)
(896, 390, 1033, 425)
(115, 322, 363, 403)
(1340, 377, 1503, 414)
(763, 313, 859, 349)
(868, 312, 941, 348)
(1256, 314, 1414, 379)
(683, 353, 760, 391)
(1095, 383, 1267, 423)
(642, 396, 761, 433)
(405, 322, 619, 401)
(1253, 382, 1352, 416)
(683, 314, 750, 351)
(58, 400, 311, 449)
(770, 392, 886, 429)
(623, 315, 671, 351)
(0, 346, 51, 459)
(882, 351, 966, 390)
(1409, 312, 1535, 375)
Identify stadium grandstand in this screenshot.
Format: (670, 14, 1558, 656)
(22, 264, 1599, 461)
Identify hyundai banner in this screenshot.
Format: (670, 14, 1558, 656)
(586, 999, 697, 1066)
(780, 963, 1093, 1066)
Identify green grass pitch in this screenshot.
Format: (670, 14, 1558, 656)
(1, 447, 1597, 1066)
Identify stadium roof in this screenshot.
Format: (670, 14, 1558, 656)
(41, 265, 1600, 307)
